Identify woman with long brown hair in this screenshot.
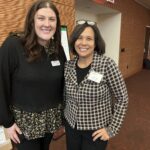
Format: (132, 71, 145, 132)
(0, 0, 66, 149)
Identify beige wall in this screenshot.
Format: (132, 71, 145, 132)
(98, 13, 121, 65)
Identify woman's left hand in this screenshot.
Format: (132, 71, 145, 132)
(92, 128, 110, 141)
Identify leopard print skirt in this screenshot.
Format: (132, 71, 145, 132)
(12, 104, 63, 140)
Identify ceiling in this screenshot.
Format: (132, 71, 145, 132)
(75, 0, 150, 14)
(75, 0, 119, 15)
(135, 0, 150, 9)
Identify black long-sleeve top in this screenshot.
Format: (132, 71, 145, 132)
(0, 35, 66, 128)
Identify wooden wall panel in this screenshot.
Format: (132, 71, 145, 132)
(0, 0, 75, 45)
(53, 1, 75, 36)
(52, 0, 74, 6)
(0, 0, 36, 45)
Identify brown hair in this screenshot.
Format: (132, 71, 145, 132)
(21, 0, 62, 62)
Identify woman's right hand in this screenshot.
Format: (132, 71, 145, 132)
(6, 123, 22, 144)
(52, 126, 65, 140)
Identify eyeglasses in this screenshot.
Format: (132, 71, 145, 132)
(76, 20, 96, 26)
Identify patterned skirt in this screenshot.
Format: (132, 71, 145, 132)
(12, 104, 63, 140)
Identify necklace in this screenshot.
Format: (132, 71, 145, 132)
(44, 45, 55, 57)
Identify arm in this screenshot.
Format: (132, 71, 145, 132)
(104, 58, 128, 138)
(0, 36, 20, 128)
(0, 36, 22, 143)
(0, 36, 16, 128)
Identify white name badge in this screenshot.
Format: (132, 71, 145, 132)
(51, 60, 60, 66)
(88, 71, 103, 83)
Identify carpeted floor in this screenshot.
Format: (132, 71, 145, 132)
(107, 69, 150, 150)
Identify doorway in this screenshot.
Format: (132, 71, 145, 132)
(143, 26, 150, 69)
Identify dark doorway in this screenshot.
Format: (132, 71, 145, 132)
(143, 26, 150, 69)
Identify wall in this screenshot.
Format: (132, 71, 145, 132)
(52, 0, 75, 36)
(0, 0, 36, 45)
(98, 13, 121, 65)
(76, 0, 150, 77)
(0, 0, 75, 45)
(76, 10, 97, 22)
(103, 0, 150, 78)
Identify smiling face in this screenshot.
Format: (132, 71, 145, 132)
(34, 7, 57, 46)
(75, 26, 95, 61)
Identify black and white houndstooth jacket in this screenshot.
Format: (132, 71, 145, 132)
(64, 52, 128, 138)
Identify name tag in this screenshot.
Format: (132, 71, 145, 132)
(51, 60, 60, 66)
(88, 71, 103, 83)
